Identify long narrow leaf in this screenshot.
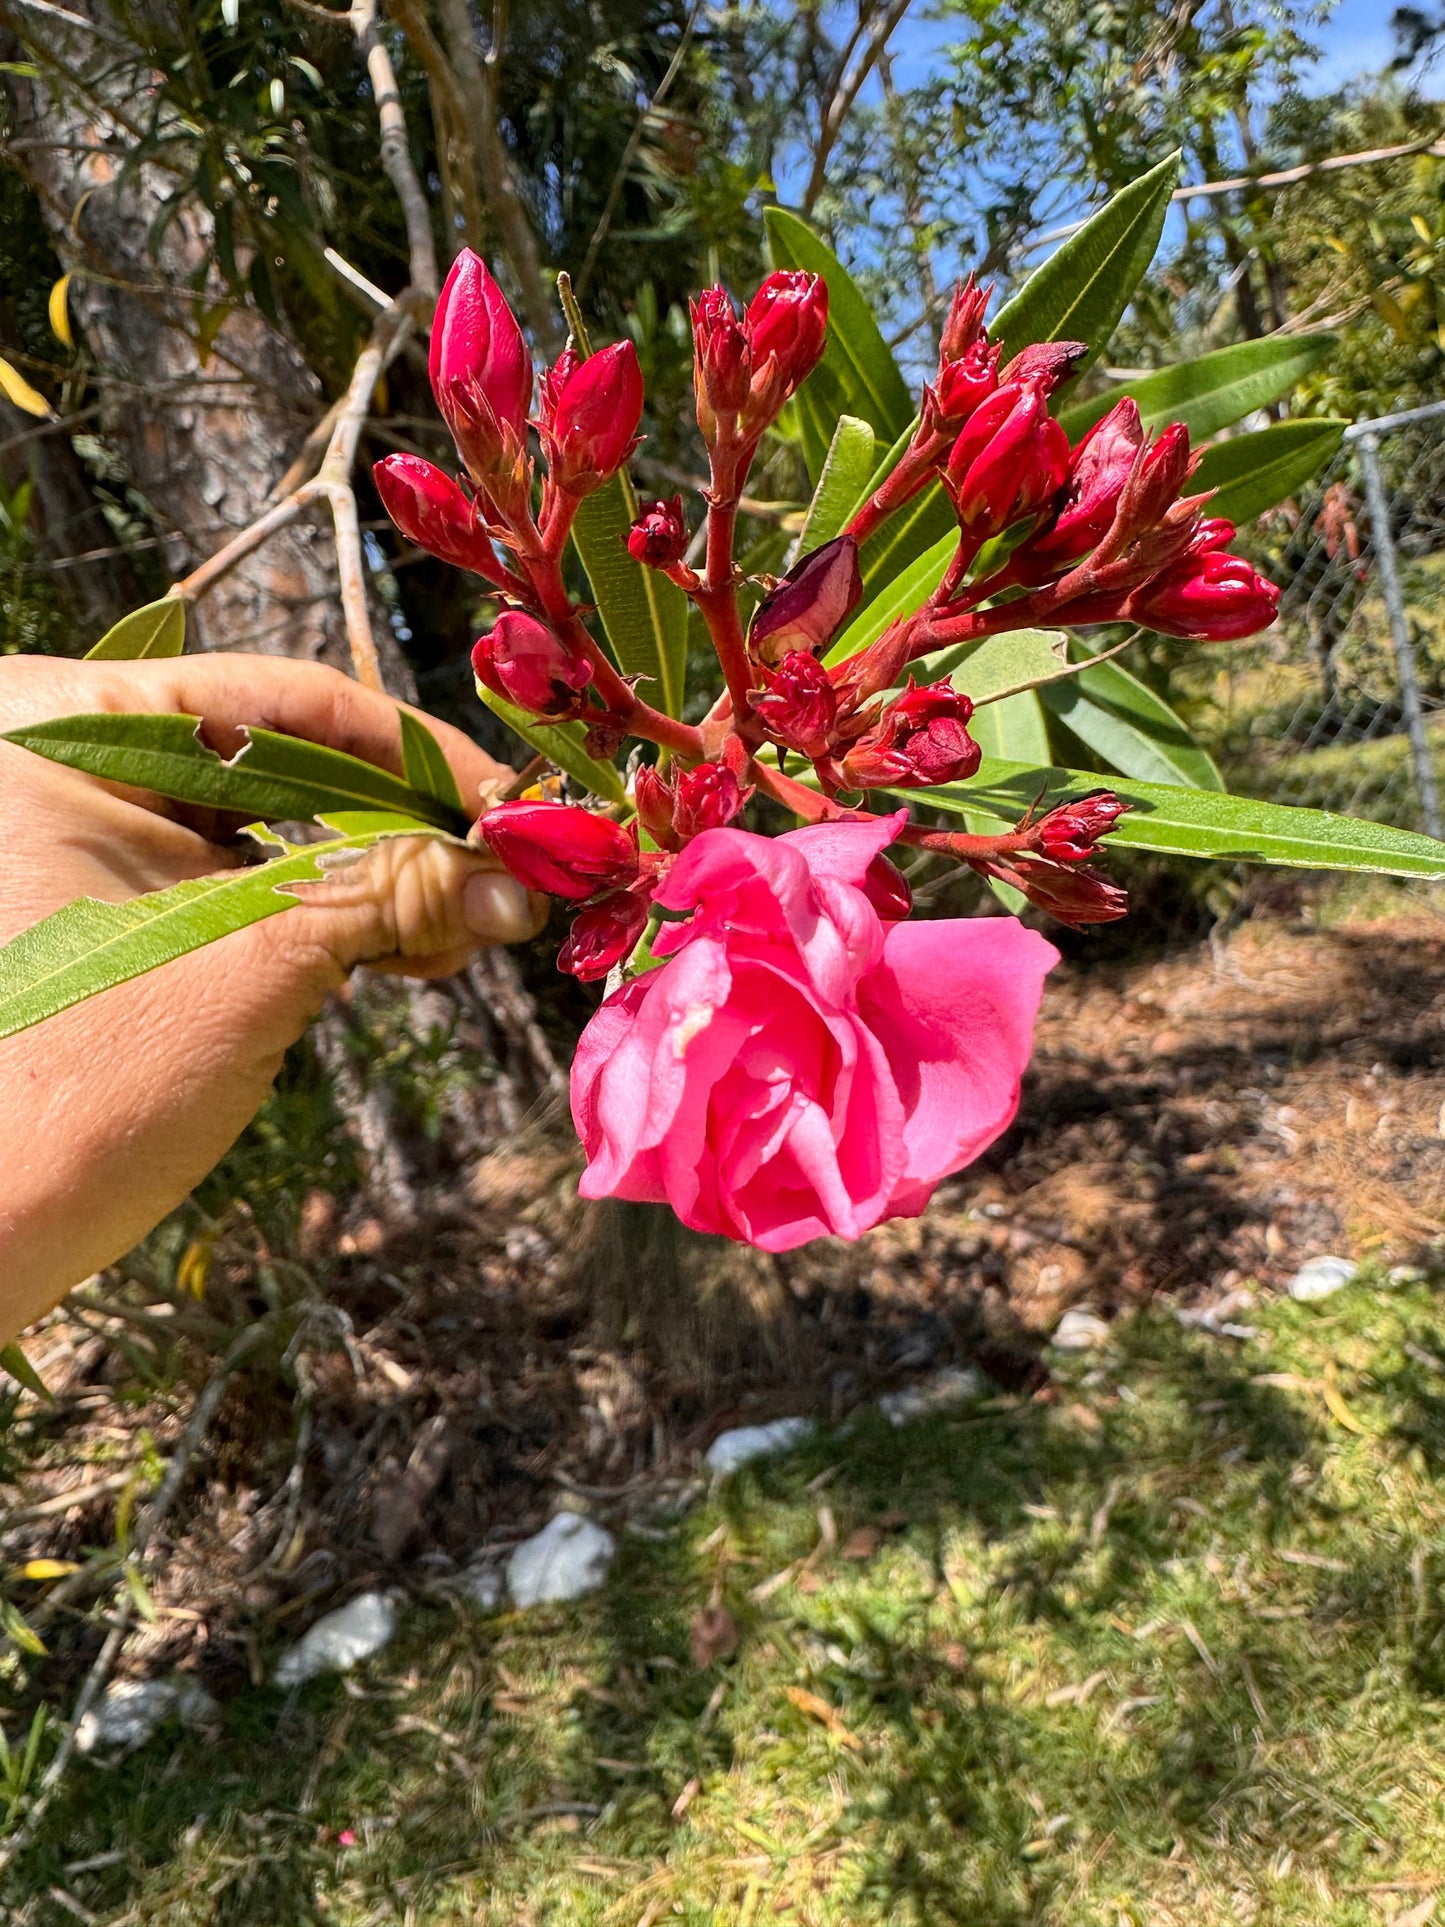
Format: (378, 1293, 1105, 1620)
(85, 596, 185, 661)
(570, 479, 689, 715)
(0, 815, 449, 1043)
(913, 759, 1445, 876)
(1041, 657, 1224, 790)
(2, 712, 466, 831)
(1060, 332, 1336, 443)
(398, 709, 465, 816)
(991, 154, 1180, 377)
(797, 415, 876, 554)
(475, 686, 626, 802)
(1192, 418, 1347, 524)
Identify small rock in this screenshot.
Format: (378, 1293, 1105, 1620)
(458, 1563, 505, 1612)
(1051, 1307, 1111, 1351)
(506, 1514, 614, 1608)
(274, 1590, 397, 1687)
(1287, 1255, 1357, 1303)
(878, 1367, 984, 1427)
(75, 1677, 216, 1755)
(703, 1417, 814, 1475)
(1388, 1264, 1426, 1288)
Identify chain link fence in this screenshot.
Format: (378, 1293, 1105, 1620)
(1213, 399, 1445, 837)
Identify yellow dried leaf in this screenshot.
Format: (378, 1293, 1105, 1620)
(784, 1685, 862, 1750)
(48, 273, 73, 348)
(176, 1238, 211, 1300)
(16, 1558, 80, 1581)
(1323, 1361, 1366, 1435)
(0, 353, 52, 418)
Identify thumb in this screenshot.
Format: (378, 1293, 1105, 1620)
(282, 834, 547, 981)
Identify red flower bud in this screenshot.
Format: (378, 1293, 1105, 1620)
(428, 250, 533, 483)
(627, 494, 689, 568)
(672, 760, 749, 840)
(938, 275, 991, 363)
(749, 651, 840, 759)
(998, 339, 1089, 395)
(472, 611, 592, 718)
(1002, 856, 1129, 926)
(745, 270, 829, 396)
(558, 887, 651, 980)
(944, 379, 1071, 538)
(841, 679, 981, 789)
(927, 336, 1002, 433)
(633, 764, 678, 848)
(1025, 400, 1144, 569)
(1125, 549, 1279, 640)
(373, 454, 500, 579)
(536, 346, 581, 431)
(1035, 791, 1130, 862)
(479, 799, 639, 900)
(1111, 421, 1196, 543)
(862, 852, 913, 920)
(749, 533, 863, 666)
(691, 286, 751, 431)
(539, 340, 645, 496)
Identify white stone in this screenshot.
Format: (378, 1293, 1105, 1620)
(1287, 1255, 1357, 1303)
(703, 1417, 814, 1475)
(1388, 1264, 1425, 1288)
(506, 1513, 615, 1608)
(274, 1590, 397, 1687)
(74, 1676, 216, 1755)
(459, 1563, 505, 1611)
(879, 1367, 985, 1427)
(1051, 1307, 1112, 1351)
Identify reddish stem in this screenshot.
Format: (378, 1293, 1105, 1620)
(695, 489, 759, 740)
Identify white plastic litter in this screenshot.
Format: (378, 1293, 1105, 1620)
(1287, 1255, 1357, 1303)
(274, 1590, 397, 1686)
(75, 1677, 216, 1755)
(1051, 1307, 1112, 1351)
(879, 1367, 984, 1427)
(703, 1417, 814, 1475)
(506, 1513, 615, 1608)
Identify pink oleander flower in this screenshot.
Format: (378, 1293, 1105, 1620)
(429, 250, 533, 484)
(472, 611, 592, 718)
(571, 815, 1058, 1251)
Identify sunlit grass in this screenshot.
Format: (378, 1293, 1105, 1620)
(11, 1276, 1445, 1923)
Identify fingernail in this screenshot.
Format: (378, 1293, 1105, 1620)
(463, 867, 536, 943)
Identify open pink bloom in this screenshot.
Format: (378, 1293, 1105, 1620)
(571, 815, 1058, 1252)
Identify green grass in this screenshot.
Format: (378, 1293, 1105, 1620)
(12, 1279, 1445, 1923)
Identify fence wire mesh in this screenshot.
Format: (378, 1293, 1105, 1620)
(1212, 401, 1445, 836)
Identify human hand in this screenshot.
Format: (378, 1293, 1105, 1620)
(0, 653, 544, 1340)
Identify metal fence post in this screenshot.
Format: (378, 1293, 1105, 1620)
(1354, 427, 1444, 839)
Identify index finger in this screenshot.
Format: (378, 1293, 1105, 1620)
(0, 653, 507, 817)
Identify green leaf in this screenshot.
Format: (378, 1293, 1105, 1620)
(991, 153, 1180, 378)
(914, 760, 1445, 877)
(0, 1598, 46, 1658)
(0, 815, 450, 1045)
(2, 713, 467, 832)
(764, 208, 915, 479)
(1060, 333, 1337, 443)
(1191, 418, 1347, 524)
(570, 479, 688, 715)
(85, 596, 186, 661)
(797, 415, 876, 554)
(857, 485, 958, 609)
(398, 709, 465, 817)
(474, 686, 626, 803)
(825, 530, 954, 666)
(0, 1343, 52, 1401)
(948, 640, 1055, 911)
(1040, 655, 1224, 790)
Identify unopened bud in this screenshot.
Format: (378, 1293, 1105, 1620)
(749, 650, 839, 759)
(927, 337, 1001, 433)
(1126, 550, 1279, 640)
(632, 764, 678, 848)
(862, 852, 913, 921)
(944, 379, 1070, 539)
(479, 799, 639, 900)
(749, 533, 862, 666)
(1035, 791, 1130, 862)
(627, 494, 689, 569)
(472, 611, 592, 718)
(939, 275, 992, 363)
(672, 760, 750, 840)
(373, 454, 499, 578)
(428, 249, 533, 484)
(691, 286, 751, 434)
(840, 679, 981, 789)
(998, 339, 1089, 395)
(1023, 399, 1144, 572)
(1002, 856, 1129, 926)
(745, 270, 829, 399)
(558, 887, 651, 980)
(539, 340, 645, 496)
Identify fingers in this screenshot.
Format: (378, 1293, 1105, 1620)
(0, 653, 507, 818)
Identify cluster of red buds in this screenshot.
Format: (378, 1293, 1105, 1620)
(375, 245, 1282, 968)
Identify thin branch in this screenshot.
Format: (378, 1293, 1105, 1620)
(575, 0, 702, 301)
(970, 629, 1144, 708)
(350, 0, 439, 302)
(801, 0, 914, 217)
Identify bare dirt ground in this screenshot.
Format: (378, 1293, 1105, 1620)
(6, 890, 1445, 1706)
